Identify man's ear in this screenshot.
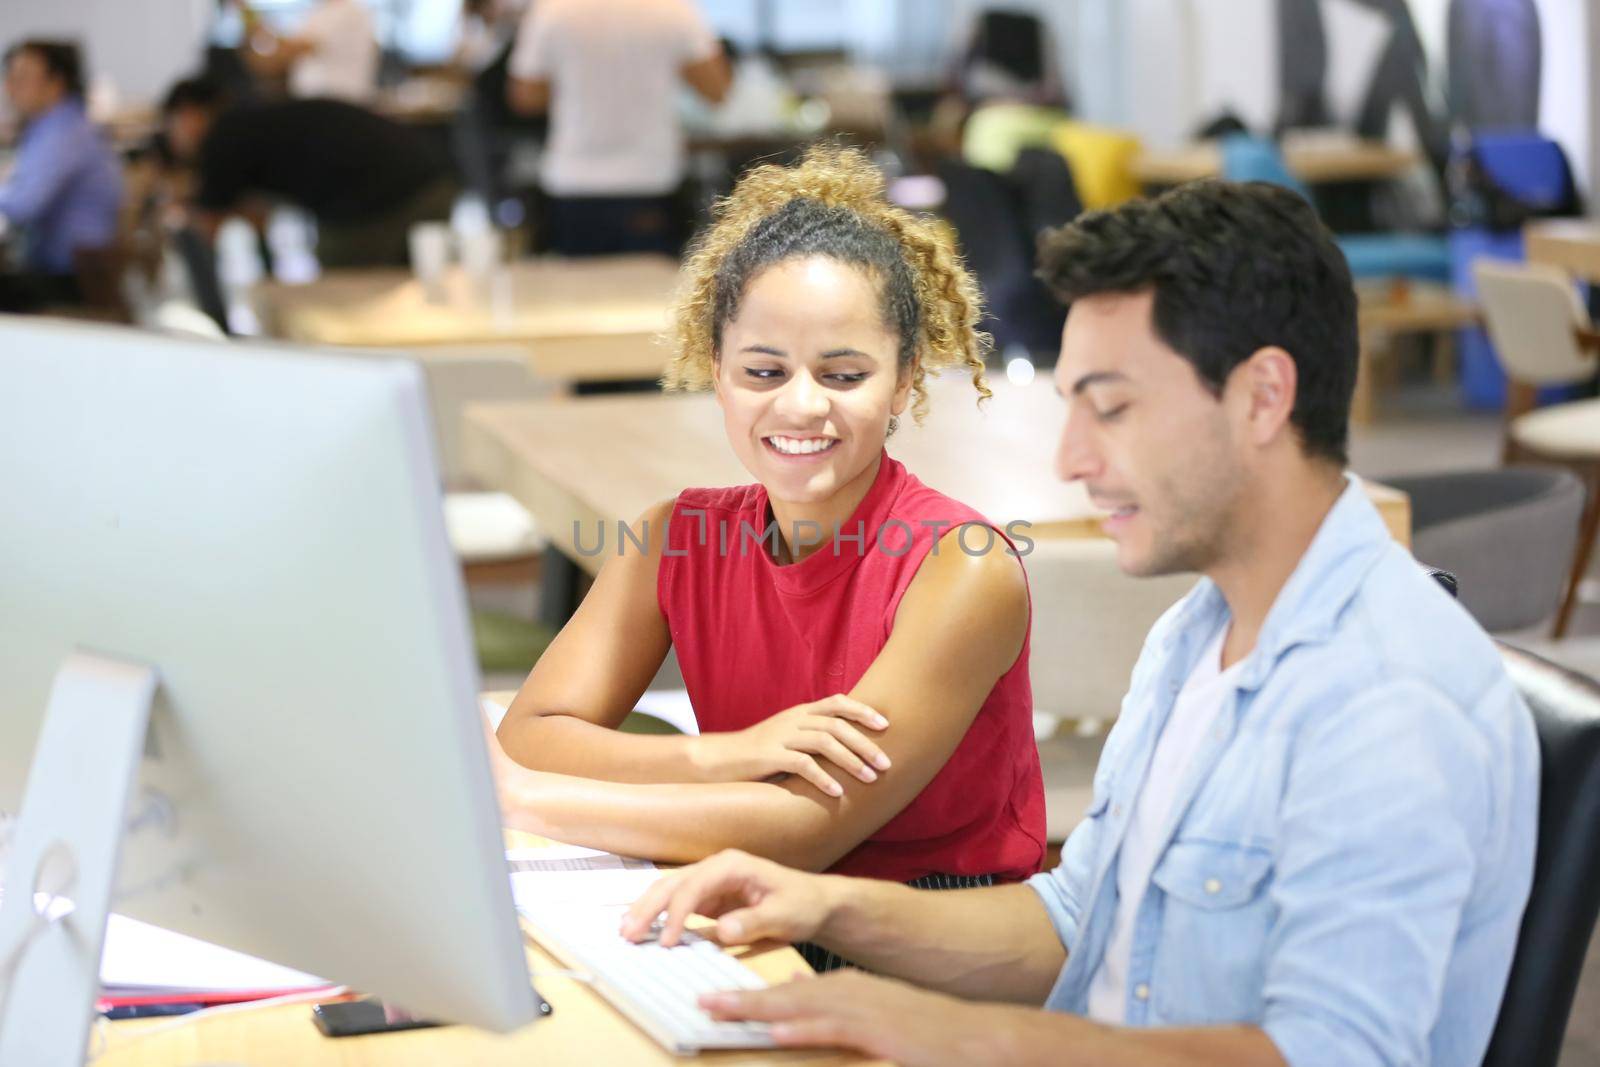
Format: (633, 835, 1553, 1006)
(1229, 345, 1298, 449)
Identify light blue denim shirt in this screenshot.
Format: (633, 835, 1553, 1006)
(1028, 477, 1539, 1066)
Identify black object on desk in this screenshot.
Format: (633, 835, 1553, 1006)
(312, 997, 446, 1037)
(312, 993, 553, 1037)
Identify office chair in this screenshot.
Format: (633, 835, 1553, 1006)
(1483, 642, 1600, 1067)
(1387, 468, 1586, 633)
(935, 158, 1066, 360)
(171, 225, 232, 335)
(1475, 258, 1600, 637)
(1220, 133, 1451, 284)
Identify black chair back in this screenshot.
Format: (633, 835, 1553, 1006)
(1010, 146, 1083, 239)
(935, 158, 1064, 358)
(1484, 643, 1600, 1067)
(171, 226, 231, 335)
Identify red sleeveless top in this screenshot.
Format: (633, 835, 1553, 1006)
(657, 452, 1045, 883)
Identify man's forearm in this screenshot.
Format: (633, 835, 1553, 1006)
(815, 879, 1064, 1003)
(507, 77, 550, 115)
(985, 1009, 1284, 1067)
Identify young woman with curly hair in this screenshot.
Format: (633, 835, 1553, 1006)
(492, 148, 1045, 946)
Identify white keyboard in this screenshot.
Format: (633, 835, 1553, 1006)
(523, 910, 777, 1054)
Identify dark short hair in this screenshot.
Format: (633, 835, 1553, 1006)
(5, 39, 86, 99)
(161, 76, 228, 116)
(1037, 180, 1358, 465)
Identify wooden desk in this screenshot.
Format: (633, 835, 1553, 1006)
(98, 830, 862, 1066)
(1354, 281, 1481, 423)
(252, 255, 680, 385)
(1525, 219, 1600, 284)
(1132, 137, 1418, 186)
(462, 375, 1411, 579)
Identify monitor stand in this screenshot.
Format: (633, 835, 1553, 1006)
(0, 652, 158, 1067)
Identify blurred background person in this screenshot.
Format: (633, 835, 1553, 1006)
(161, 78, 452, 269)
(450, 0, 538, 221)
(506, 0, 731, 256)
(234, 0, 379, 104)
(0, 39, 121, 312)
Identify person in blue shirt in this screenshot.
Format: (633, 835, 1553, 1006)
(593, 180, 1540, 1066)
(0, 40, 122, 311)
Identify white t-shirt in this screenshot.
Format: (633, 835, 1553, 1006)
(1086, 623, 1243, 1024)
(507, 0, 717, 196)
(289, 0, 380, 104)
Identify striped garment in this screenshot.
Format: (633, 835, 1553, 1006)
(795, 872, 999, 974)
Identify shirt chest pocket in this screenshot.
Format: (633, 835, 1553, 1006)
(1147, 840, 1276, 1025)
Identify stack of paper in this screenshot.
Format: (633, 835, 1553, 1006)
(508, 844, 664, 924)
(98, 914, 332, 1010)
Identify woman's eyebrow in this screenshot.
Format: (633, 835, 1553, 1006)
(739, 345, 787, 356)
(820, 348, 872, 359)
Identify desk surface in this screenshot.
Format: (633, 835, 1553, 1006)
(1131, 137, 1418, 186)
(99, 831, 865, 1066)
(463, 375, 1411, 576)
(1357, 280, 1480, 333)
(1525, 219, 1600, 284)
(252, 255, 681, 382)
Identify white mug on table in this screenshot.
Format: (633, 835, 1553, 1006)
(408, 222, 453, 304)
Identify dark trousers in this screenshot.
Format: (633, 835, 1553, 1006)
(0, 272, 80, 313)
(543, 192, 685, 258)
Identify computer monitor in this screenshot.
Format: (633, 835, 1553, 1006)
(0, 317, 542, 1054)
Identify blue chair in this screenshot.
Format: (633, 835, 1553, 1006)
(1220, 134, 1451, 284)
(1449, 130, 1584, 407)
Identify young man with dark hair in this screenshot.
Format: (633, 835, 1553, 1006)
(0, 39, 122, 311)
(160, 77, 454, 268)
(589, 180, 1539, 1065)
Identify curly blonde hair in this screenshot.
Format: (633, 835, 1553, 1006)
(662, 145, 990, 421)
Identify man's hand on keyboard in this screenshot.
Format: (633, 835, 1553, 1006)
(699, 969, 987, 1065)
(620, 849, 833, 950)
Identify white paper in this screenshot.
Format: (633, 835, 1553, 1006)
(507, 845, 663, 916)
(99, 914, 326, 994)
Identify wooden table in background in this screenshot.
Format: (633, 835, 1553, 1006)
(1354, 281, 1481, 424)
(99, 829, 864, 1066)
(1131, 136, 1419, 186)
(463, 375, 1412, 581)
(1525, 219, 1600, 284)
(251, 255, 681, 385)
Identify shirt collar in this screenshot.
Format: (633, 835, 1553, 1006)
(1163, 474, 1393, 691)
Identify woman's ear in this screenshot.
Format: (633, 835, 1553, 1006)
(710, 354, 725, 405)
(890, 359, 916, 417)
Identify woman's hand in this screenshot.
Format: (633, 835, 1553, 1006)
(689, 695, 891, 798)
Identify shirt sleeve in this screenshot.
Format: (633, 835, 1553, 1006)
(506, 2, 553, 81)
(1260, 677, 1493, 1067)
(0, 116, 77, 227)
(1025, 788, 1105, 956)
